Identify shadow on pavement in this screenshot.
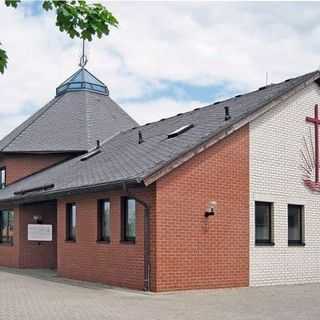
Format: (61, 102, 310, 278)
(0, 266, 114, 290)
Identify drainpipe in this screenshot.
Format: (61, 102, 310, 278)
(123, 183, 151, 291)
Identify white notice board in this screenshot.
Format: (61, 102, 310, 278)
(28, 224, 52, 241)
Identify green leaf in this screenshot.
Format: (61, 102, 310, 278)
(2, 0, 119, 74)
(0, 47, 8, 74)
(5, 0, 20, 8)
(42, 1, 53, 11)
(52, 0, 119, 42)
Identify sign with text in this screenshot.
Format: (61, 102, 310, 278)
(27, 224, 52, 241)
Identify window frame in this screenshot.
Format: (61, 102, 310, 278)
(66, 203, 77, 242)
(255, 201, 273, 246)
(288, 204, 304, 246)
(97, 199, 111, 243)
(0, 167, 6, 189)
(0, 210, 14, 245)
(121, 197, 136, 243)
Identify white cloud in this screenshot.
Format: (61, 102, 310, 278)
(123, 97, 208, 125)
(0, 114, 26, 139)
(1, 2, 320, 138)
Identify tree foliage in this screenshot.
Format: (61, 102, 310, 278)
(1, 0, 118, 73)
(0, 45, 8, 74)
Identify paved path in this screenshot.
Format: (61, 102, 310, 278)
(1, 268, 320, 320)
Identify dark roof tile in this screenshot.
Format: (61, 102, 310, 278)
(0, 70, 319, 203)
(0, 90, 137, 153)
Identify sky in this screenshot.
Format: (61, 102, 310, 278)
(1, 1, 320, 139)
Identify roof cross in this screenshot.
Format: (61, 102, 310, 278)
(79, 39, 88, 68)
(306, 104, 320, 183)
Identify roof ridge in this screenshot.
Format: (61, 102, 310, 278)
(107, 96, 139, 126)
(56, 68, 82, 88)
(84, 91, 91, 149)
(140, 70, 320, 184)
(121, 70, 320, 134)
(0, 95, 64, 152)
(83, 67, 107, 86)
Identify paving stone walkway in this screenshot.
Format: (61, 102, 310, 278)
(0, 268, 320, 320)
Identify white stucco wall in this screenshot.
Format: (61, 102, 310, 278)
(250, 82, 320, 286)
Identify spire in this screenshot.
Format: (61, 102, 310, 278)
(56, 40, 109, 96)
(79, 39, 88, 68)
(56, 68, 109, 96)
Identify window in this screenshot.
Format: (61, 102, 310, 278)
(167, 124, 194, 139)
(66, 203, 76, 241)
(0, 210, 14, 244)
(80, 149, 101, 161)
(288, 205, 304, 245)
(97, 199, 111, 242)
(255, 202, 273, 245)
(121, 197, 136, 242)
(0, 167, 6, 189)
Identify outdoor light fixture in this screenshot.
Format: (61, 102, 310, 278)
(205, 201, 217, 217)
(33, 215, 43, 224)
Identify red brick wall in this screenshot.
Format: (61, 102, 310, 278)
(0, 126, 249, 292)
(0, 206, 20, 267)
(0, 153, 73, 184)
(57, 187, 155, 290)
(19, 202, 57, 269)
(0, 202, 57, 269)
(153, 125, 249, 291)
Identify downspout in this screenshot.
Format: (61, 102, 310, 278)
(123, 183, 151, 291)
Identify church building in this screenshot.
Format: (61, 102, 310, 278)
(0, 66, 320, 291)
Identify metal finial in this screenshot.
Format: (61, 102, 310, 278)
(79, 39, 88, 68)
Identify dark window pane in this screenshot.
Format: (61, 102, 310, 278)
(98, 200, 110, 241)
(0, 168, 6, 189)
(0, 210, 14, 244)
(255, 202, 272, 243)
(71, 204, 76, 240)
(121, 198, 136, 242)
(66, 203, 76, 241)
(126, 199, 136, 239)
(288, 205, 303, 243)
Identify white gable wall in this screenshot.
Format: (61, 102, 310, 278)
(250, 82, 320, 286)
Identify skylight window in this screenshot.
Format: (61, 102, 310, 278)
(80, 149, 101, 161)
(167, 124, 194, 139)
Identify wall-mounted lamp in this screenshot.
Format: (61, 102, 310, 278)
(33, 215, 43, 224)
(205, 201, 217, 217)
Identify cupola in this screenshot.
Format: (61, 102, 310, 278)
(56, 68, 109, 96)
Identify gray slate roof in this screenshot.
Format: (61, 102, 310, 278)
(0, 70, 319, 203)
(0, 90, 138, 153)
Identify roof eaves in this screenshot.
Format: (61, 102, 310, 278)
(84, 90, 91, 149)
(0, 150, 87, 155)
(0, 178, 144, 207)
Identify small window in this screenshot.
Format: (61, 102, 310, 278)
(0, 167, 6, 189)
(66, 203, 76, 241)
(288, 205, 304, 245)
(255, 202, 273, 245)
(121, 197, 136, 242)
(167, 124, 194, 139)
(80, 149, 101, 161)
(0, 210, 14, 244)
(97, 199, 111, 242)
